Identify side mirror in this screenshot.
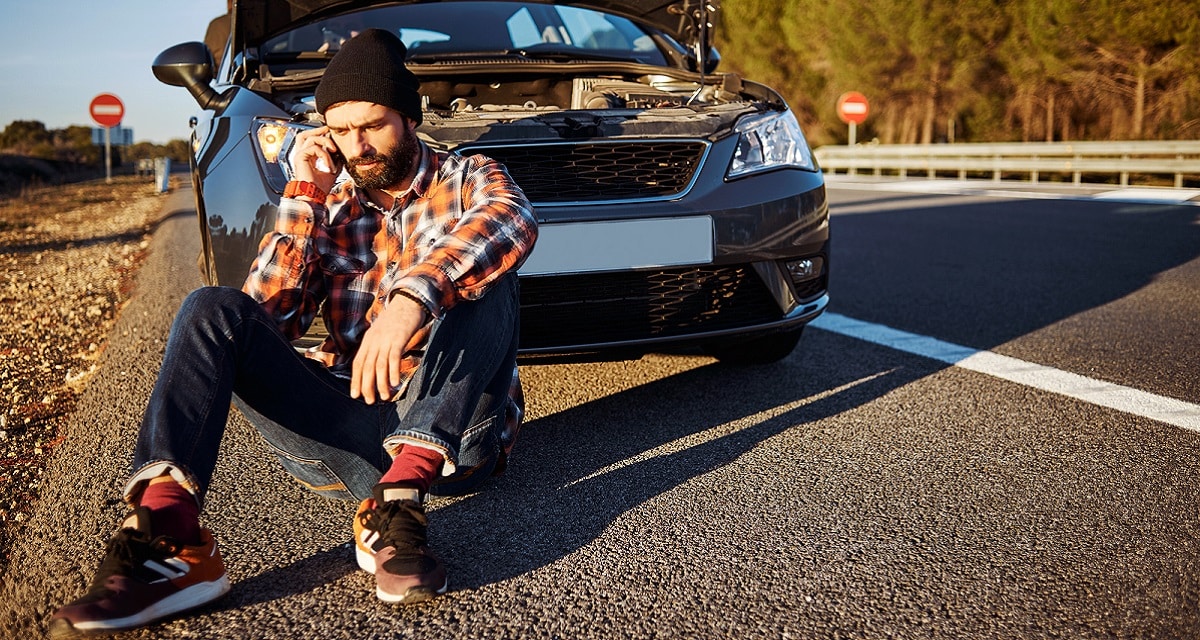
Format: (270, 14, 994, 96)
(152, 42, 230, 110)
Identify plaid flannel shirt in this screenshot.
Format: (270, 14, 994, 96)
(242, 141, 537, 398)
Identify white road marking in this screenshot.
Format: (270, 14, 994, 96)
(811, 312, 1200, 432)
(824, 176, 1200, 205)
(1093, 188, 1200, 203)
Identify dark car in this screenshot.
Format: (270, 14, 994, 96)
(153, 0, 829, 364)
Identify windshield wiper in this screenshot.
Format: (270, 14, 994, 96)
(511, 49, 633, 63)
(406, 48, 634, 64)
(406, 50, 514, 63)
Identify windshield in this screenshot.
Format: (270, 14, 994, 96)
(261, 2, 668, 66)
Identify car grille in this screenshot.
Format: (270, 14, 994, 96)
(519, 265, 783, 350)
(463, 141, 707, 204)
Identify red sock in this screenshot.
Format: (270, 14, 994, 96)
(379, 446, 444, 494)
(138, 479, 202, 545)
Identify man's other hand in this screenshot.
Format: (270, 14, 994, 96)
(351, 294, 428, 404)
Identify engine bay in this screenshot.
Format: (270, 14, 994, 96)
(275, 70, 767, 143)
(417, 73, 749, 112)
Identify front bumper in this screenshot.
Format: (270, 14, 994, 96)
(515, 169, 829, 360)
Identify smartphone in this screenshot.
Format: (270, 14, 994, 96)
(315, 144, 345, 175)
(329, 147, 346, 173)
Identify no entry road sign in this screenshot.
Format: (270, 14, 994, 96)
(89, 93, 125, 128)
(836, 91, 869, 126)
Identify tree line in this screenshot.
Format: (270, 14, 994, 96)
(0, 120, 191, 194)
(7, 1, 1199, 154)
(716, 0, 1200, 146)
(0, 120, 190, 167)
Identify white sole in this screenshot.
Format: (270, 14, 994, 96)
(72, 575, 231, 631)
(356, 544, 377, 574)
(375, 575, 449, 604)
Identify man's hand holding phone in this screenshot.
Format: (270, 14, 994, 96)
(290, 126, 343, 198)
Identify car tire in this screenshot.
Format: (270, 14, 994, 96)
(705, 328, 803, 365)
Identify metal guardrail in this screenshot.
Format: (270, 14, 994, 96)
(814, 141, 1200, 188)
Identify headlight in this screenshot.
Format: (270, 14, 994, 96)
(727, 110, 816, 179)
(251, 118, 315, 193)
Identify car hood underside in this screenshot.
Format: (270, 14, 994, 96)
(236, 0, 711, 49)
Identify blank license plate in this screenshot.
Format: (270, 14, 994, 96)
(519, 217, 714, 276)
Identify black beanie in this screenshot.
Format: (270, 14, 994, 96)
(315, 28, 423, 124)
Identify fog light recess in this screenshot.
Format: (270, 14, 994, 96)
(785, 256, 823, 283)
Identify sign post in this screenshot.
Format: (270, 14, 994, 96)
(89, 93, 125, 183)
(836, 91, 870, 146)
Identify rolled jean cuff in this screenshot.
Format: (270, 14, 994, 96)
(383, 433, 457, 476)
(123, 460, 204, 507)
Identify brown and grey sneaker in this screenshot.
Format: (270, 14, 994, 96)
(354, 483, 448, 603)
(48, 507, 229, 638)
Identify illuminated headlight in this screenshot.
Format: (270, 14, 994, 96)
(727, 110, 816, 179)
(257, 122, 289, 163)
(251, 118, 314, 193)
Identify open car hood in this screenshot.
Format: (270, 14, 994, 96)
(234, 0, 716, 50)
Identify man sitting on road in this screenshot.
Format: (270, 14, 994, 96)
(49, 29, 537, 637)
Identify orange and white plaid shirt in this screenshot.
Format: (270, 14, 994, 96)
(243, 140, 537, 393)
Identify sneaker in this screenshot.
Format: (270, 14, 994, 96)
(354, 484, 448, 603)
(48, 507, 229, 638)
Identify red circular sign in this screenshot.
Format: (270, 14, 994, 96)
(836, 91, 869, 125)
(89, 93, 125, 128)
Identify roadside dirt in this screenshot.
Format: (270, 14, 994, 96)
(0, 176, 163, 566)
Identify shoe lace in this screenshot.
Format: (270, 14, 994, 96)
(359, 500, 428, 553)
(90, 527, 183, 589)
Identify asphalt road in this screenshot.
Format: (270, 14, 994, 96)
(3, 178, 1199, 639)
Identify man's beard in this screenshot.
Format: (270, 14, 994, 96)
(345, 129, 419, 190)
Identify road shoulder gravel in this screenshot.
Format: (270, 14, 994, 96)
(0, 186, 201, 637)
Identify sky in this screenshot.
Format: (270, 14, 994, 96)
(0, 1, 228, 145)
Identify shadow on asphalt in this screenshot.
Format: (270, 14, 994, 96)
(434, 339, 943, 590)
(215, 544, 357, 611)
(193, 329, 944, 605)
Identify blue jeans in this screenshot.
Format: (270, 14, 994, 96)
(125, 273, 519, 505)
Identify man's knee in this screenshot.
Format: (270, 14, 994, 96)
(443, 273, 518, 329)
(181, 285, 253, 310)
(176, 286, 257, 326)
